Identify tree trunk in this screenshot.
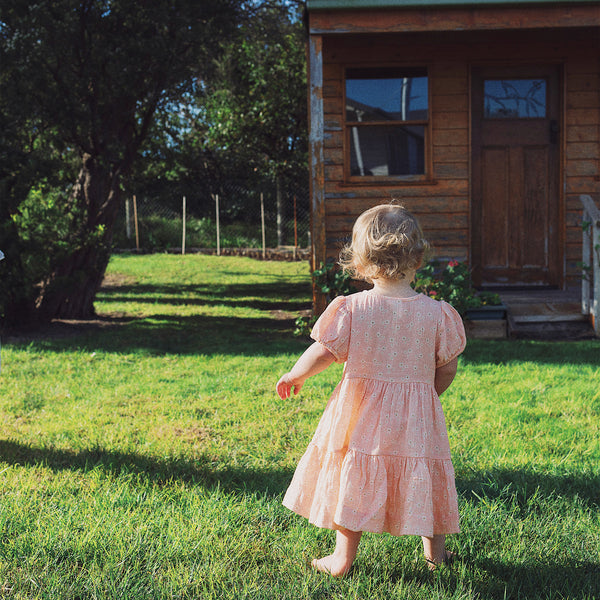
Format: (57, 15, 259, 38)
(33, 154, 122, 321)
(35, 244, 111, 320)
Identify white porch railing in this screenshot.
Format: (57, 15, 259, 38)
(581, 194, 600, 337)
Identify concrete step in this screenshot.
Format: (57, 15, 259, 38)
(483, 288, 597, 339)
(508, 302, 586, 323)
(505, 303, 593, 339)
(507, 319, 595, 340)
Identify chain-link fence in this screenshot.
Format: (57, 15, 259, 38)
(113, 178, 310, 255)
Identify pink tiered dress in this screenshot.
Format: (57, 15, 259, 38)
(283, 290, 466, 537)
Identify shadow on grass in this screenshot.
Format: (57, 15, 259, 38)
(456, 467, 600, 508)
(96, 280, 311, 313)
(469, 557, 600, 600)
(462, 338, 600, 366)
(0, 439, 293, 498)
(385, 556, 600, 600)
(9, 311, 599, 366)
(6, 272, 599, 361)
(7, 312, 311, 357)
(451, 467, 600, 599)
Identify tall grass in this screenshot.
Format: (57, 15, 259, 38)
(0, 253, 598, 599)
(111, 214, 258, 251)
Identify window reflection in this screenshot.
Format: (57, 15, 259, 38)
(346, 68, 428, 122)
(350, 125, 425, 176)
(484, 79, 547, 118)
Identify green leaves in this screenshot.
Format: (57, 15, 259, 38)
(412, 260, 502, 316)
(312, 261, 357, 301)
(201, 3, 307, 182)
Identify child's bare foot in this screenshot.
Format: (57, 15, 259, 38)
(311, 554, 354, 577)
(425, 550, 456, 571)
(311, 528, 362, 576)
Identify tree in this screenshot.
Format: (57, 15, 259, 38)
(121, 1, 309, 243)
(199, 2, 308, 243)
(0, 0, 241, 322)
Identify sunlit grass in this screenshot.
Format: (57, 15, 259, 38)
(0, 253, 598, 599)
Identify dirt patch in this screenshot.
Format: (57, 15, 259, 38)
(269, 308, 310, 321)
(3, 313, 133, 343)
(154, 425, 216, 444)
(100, 272, 138, 288)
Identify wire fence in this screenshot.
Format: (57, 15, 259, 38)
(113, 179, 311, 257)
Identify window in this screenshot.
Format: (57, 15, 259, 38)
(484, 79, 547, 118)
(345, 67, 428, 179)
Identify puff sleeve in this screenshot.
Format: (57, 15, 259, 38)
(310, 295, 351, 363)
(436, 301, 467, 367)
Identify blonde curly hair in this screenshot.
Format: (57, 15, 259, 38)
(340, 204, 430, 283)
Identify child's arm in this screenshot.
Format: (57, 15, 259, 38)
(435, 357, 458, 396)
(276, 342, 336, 399)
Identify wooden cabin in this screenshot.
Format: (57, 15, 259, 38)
(307, 0, 600, 313)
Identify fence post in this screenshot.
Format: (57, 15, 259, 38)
(125, 198, 132, 240)
(182, 196, 186, 255)
(276, 176, 283, 246)
(261, 193, 266, 260)
(133, 195, 140, 251)
(215, 194, 221, 256)
(293, 195, 298, 260)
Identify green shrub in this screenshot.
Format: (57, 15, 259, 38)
(413, 260, 501, 316)
(312, 260, 357, 302)
(0, 184, 105, 322)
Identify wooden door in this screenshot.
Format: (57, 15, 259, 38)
(471, 66, 561, 287)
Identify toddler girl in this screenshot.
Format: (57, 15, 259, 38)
(276, 204, 466, 576)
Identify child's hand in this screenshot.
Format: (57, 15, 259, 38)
(276, 373, 304, 399)
(276, 342, 335, 400)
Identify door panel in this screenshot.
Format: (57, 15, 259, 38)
(522, 146, 549, 268)
(480, 147, 508, 268)
(472, 66, 561, 287)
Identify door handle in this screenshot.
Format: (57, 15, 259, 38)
(550, 120, 559, 144)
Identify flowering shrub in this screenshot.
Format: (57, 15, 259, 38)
(412, 260, 501, 316)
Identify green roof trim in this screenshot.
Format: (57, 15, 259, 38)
(308, 0, 599, 9)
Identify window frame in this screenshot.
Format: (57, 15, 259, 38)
(343, 64, 432, 185)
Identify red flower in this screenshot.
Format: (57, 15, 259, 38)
(448, 260, 459, 267)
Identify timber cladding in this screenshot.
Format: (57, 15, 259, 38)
(314, 27, 600, 289)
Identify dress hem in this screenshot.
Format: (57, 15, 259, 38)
(282, 501, 461, 538)
(282, 443, 460, 537)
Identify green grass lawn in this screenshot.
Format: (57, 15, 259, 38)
(0, 253, 598, 599)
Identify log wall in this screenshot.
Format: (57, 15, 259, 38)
(312, 27, 600, 293)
